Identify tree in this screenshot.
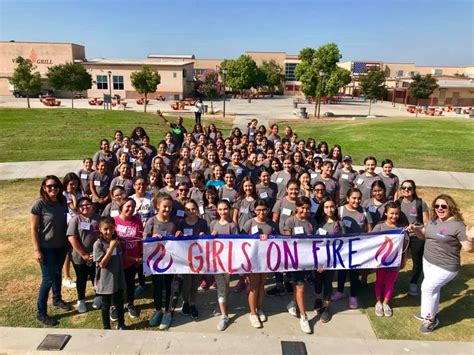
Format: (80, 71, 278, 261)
(409, 74, 439, 117)
(359, 67, 386, 116)
(221, 55, 259, 99)
(259, 59, 284, 96)
(294, 43, 343, 117)
(325, 66, 352, 97)
(9, 56, 42, 108)
(130, 66, 161, 112)
(196, 69, 223, 114)
(47, 63, 92, 109)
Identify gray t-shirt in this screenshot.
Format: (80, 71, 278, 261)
(89, 171, 111, 199)
(209, 220, 239, 235)
(143, 217, 178, 237)
(362, 198, 388, 226)
(256, 182, 278, 210)
(271, 170, 292, 199)
(178, 218, 209, 236)
(93, 239, 126, 294)
(354, 174, 381, 202)
(233, 198, 256, 232)
(202, 206, 218, 227)
(316, 219, 343, 236)
(67, 213, 101, 264)
(242, 218, 278, 235)
(31, 199, 68, 248)
(424, 219, 467, 272)
(399, 198, 428, 226)
(110, 177, 134, 197)
(133, 161, 150, 179)
(272, 197, 296, 233)
(78, 169, 92, 195)
(93, 151, 118, 177)
(283, 216, 315, 235)
(188, 187, 205, 207)
(218, 186, 238, 205)
(378, 173, 399, 200)
(333, 168, 358, 204)
(339, 205, 373, 234)
(102, 201, 120, 218)
(314, 176, 339, 200)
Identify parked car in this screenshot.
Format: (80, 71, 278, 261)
(12, 89, 54, 98)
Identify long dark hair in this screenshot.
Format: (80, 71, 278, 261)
(40, 175, 66, 203)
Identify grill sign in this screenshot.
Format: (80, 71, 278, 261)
(11, 49, 53, 65)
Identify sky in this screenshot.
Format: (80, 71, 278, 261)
(1, 0, 473, 66)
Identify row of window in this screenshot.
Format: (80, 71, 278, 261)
(96, 75, 124, 90)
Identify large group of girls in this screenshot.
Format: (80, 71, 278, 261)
(31, 113, 473, 335)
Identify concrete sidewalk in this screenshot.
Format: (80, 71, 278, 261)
(1, 160, 473, 190)
(1, 327, 472, 354)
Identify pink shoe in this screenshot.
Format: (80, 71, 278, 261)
(349, 296, 359, 309)
(199, 278, 208, 290)
(331, 291, 345, 301)
(233, 279, 246, 293)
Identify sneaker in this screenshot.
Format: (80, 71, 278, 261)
(62, 277, 76, 289)
(408, 283, 418, 296)
(127, 304, 139, 319)
(299, 315, 311, 334)
(349, 296, 359, 309)
(159, 312, 173, 330)
(182, 302, 190, 316)
(190, 305, 199, 319)
(210, 281, 217, 290)
(414, 312, 425, 321)
(284, 281, 294, 294)
(199, 279, 209, 290)
(265, 286, 285, 297)
(77, 300, 87, 314)
(92, 296, 102, 310)
(383, 303, 393, 317)
(110, 306, 118, 321)
(320, 307, 331, 323)
(212, 308, 221, 317)
(331, 291, 345, 301)
(217, 315, 229, 331)
(37, 314, 58, 326)
(420, 317, 440, 334)
(53, 300, 72, 311)
(149, 310, 163, 327)
(233, 279, 247, 293)
(135, 285, 145, 297)
(287, 300, 298, 317)
(257, 309, 267, 322)
(313, 298, 323, 313)
(375, 302, 384, 317)
(249, 314, 262, 328)
(116, 324, 127, 330)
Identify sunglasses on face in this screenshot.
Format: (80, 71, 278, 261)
(45, 184, 59, 189)
(79, 203, 93, 209)
(401, 186, 414, 191)
(434, 204, 448, 210)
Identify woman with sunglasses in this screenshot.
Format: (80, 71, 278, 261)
(31, 175, 71, 326)
(408, 195, 473, 334)
(397, 180, 429, 297)
(67, 197, 102, 313)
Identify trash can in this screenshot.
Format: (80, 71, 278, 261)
(293, 101, 298, 108)
(359, 95, 366, 102)
(455, 107, 462, 114)
(469, 109, 474, 118)
(299, 107, 308, 119)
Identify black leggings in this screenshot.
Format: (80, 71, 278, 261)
(314, 270, 334, 301)
(100, 291, 124, 329)
(152, 274, 174, 311)
(409, 237, 425, 284)
(72, 262, 95, 300)
(137, 264, 145, 287)
(123, 266, 137, 306)
(337, 269, 359, 297)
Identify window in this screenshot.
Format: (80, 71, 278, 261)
(113, 76, 124, 90)
(173, 72, 177, 78)
(285, 63, 297, 81)
(396, 70, 404, 77)
(432, 69, 443, 75)
(96, 75, 108, 90)
(194, 68, 205, 77)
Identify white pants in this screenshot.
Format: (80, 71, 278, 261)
(420, 258, 458, 319)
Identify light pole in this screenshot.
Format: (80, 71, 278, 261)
(108, 70, 112, 110)
(217, 67, 228, 118)
(317, 70, 324, 119)
(392, 76, 400, 107)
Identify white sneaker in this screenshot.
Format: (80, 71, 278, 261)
(383, 303, 393, 317)
(408, 283, 418, 296)
(375, 302, 384, 317)
(299, 315, 311, 334)
(249, 314, 262, 328)
(62, 277, 76, 288)
(257, 309, 267, 322)
(77, 300, 87, 313)
(217, 315, 229, 331)
(287, 300, 298, 317)
(92, 296, 102, 309)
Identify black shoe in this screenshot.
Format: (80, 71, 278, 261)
(110, 306, 118, 322)
(313, 298, 323, 313)
(37, 314, 58, 326)
(128, 304, 139, 318)
(116, 324, 127, 330)
(320, 307, 331, 323)
(265, 286, 285, 297)
(190, 305, 199, 320)
(52, 300, 72, 311)
(182, 302, 190, 316)
(284, 281, 294, 294)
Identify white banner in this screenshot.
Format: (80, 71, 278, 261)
(143, 230, 404, 275)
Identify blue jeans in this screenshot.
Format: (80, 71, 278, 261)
(37, 246, 67, 316)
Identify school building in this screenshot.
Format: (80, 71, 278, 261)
(1, 41, 473, 105)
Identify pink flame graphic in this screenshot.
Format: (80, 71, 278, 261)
(375, 237, 398, 266)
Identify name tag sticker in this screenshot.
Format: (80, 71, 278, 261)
(240, 207, 249, 214)
(199, 206, 205, 215)
(94, 180, 101, 186)
(111, 210, 119, 217)
(341, 174, 349, 180)
(80, 174, 88, 180)
(356, 178, 364, 185)
(176, 210, 185, 217)
(311, 173, 318, 179)
(79, 222, 91, 230)
(251, 225, 259, 234)
(282, 208, 292, 216)
(184, 228, 193, 236)
(318, 228, 328, 235)
(343, 219, 352, 228)
(260, 191, 268, 199)
(311, 202, 319, 213)
(294, 226, 304, 234)
(123, 148, 129, 153)
(276, 177, 284, 184)
(136, 166, 143, 172)
(368, 205, 377, 213)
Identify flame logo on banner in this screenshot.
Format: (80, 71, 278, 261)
(374, 237, 398, 266)
(146, 243, 173, 272)
(29, 50, 37, 63)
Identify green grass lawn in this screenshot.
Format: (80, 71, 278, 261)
(277, 118, 474, 172)
(0, 179, 472, 340)
(0, 108, 232, 162)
